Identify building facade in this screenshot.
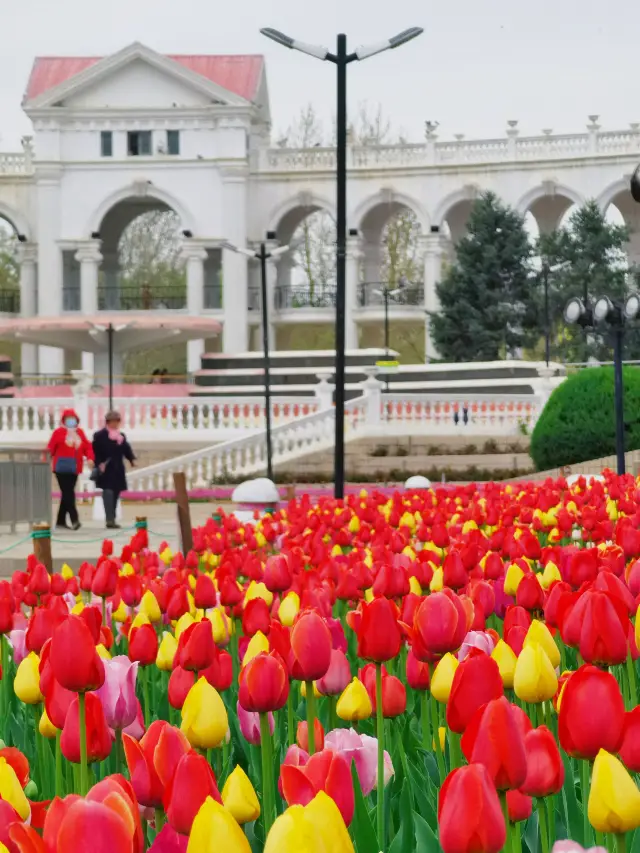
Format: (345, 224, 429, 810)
(1, 42, 640, 374)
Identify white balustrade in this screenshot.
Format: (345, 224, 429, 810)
(0, 152, 30, 175)
(381, 394, 542, 435)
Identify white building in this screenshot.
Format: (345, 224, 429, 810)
(1, 41, 640, 375)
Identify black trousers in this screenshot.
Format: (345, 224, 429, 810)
(102, 488, 121, 523)
(55, 472, 78, 526)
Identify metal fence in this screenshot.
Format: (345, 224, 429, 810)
(0, 449, 51, 531)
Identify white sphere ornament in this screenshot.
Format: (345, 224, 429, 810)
(404, 475, 432, 491)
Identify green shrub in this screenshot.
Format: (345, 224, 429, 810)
(530, 366, 640, 471)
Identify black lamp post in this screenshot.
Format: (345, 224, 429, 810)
(564, 294, 640, 475)
(223, 237, 289, 482)
(260, 26, 423, 500)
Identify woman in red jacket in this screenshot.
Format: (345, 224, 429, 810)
(47, 408, 94, 530)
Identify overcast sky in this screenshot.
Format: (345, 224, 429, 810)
(1, 0, 640, 149)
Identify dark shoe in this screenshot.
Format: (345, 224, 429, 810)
(56, 523, 70, 530)
(106, 522, 121, 529)
(71, 521, 82, 531)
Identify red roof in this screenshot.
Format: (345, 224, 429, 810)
(25, 53, 263, 102)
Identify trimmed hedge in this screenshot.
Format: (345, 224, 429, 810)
(530, 366, 640, 471)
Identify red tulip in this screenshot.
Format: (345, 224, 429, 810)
(168, 666, 195, 711)
(515, 574, 545, 612)
(356, 597, 402, 663)
(567, 548, 598, 587)
(447, 650, 503, 734)
(558, 664, 625, 760)
(460, 697, 527, 790)
(27, 563, 50, 597)
(238, 652, 289, 713)
(242, 599, 271, 638)
(316, 649, 351, 696)
(297, 719, 325, 753)
(406, 649, 430, 691)
(280, 748, 354, 826)
(25, 608, 63, 654)
(263, 555, 293, 592)
(290, 610, 332, 681)
(166, 587, 190, 621)
(619, 707, 640, 772)
(438, 764, 506, 853)
(50, 615, 104, 693)
(193, 575, 216, 610)
(507, 789, 533, 823)
(201, 649, 233, 693)
(91, 559, 118, 598)
(412, 590, 467, 660)
(87, 775, 144, 853)
(359, 664, 407, 718)
(119, 575, 143, 608)
(128, 624, 158, 667)
(60, 693, 112, 764)
(577, 590, 629, 666)
(164, 752, 221, 835)
(123, 721, 190, 809)
(442, 551, 469, 590)
(177, 620, 215, 673)
(521, 726, 565, 797)
(46, 799, 132, 853)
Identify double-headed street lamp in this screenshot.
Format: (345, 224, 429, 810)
(260, 25, 423, 500)
(564, 293, 640, 475)
(224, 239, 289, 482)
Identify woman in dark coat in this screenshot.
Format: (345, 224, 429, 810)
(92, 410, 136, 529)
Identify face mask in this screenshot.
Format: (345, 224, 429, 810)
(65, 418, 78, 429)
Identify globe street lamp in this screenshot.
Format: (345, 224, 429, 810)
(564, 294, 640, 474)
(260, 26, 423, 500)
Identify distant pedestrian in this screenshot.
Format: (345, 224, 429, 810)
(92, 411, 136, 529)
(47, 408, 93, 530)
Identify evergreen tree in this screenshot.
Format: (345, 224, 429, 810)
(536, 200, 632, 363)
(431, 192, 535, 361)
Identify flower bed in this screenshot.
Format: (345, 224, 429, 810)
(2, 469, 640, 851)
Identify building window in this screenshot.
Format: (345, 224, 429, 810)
(100, 131, 113, 157)
(167, 130, 180, 155)
(127, 130, 152, 156)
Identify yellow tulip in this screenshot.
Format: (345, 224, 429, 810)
(400, 512, 416, 530)
(348, 515, 360, 533)
(181, 677, 228, 750)
(211, 607, 233, 646)
(131, 611, 150, 631)
(39, 708, 58, 739)
(60, 563, 74, 580)
(278, 592, 300, 627)
(402, 546, 417, 562)
(588, 749, 640, 833)
(429, 567, 443, 592)
(221, 766, 260, 824)
(244, 581, 273, 607)
(491, 639, 517, 689)
(336, 677, 372, 721)
(187, 795, 251, 853)
(0, 843, 9, 853)
(408, 576, 422, 596)
(174, 612, 195, 640)
(433, 727, 447, 752)
(300, 680, 321, 699)
(156, 632, 178, 671)
(462, 520, 478, 534)
(140, 590, 162, 623)
(96, 644, 112, 660)
(523, 620, 560, 669)
(431, 653, 459, 703)
(14, 653, 43, 705)
(504, 563, 525, 596)
(160, 547, 173, 564)
(111, 599, 129, 623)
(331, 545, 343, 557)
(187, 590, 197, 617)
(120, 562, 134, 576)
(555, 671, 573, 712)
(243, 631, 270, 665)
(0, 758, 30, 820)
(514, 642, 558, 703)
(540, 561, 562, 589)
(304, 791, 355, 853)
(71, 601, 84, 615)
(265, 805, 320, 853)
(364, 587, 374, 603)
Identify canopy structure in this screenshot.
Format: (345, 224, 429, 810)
(0, 315, 221, 354)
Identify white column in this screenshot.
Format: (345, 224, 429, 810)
(221, 167, 249, 354)
(36, 169, 64, 374)
(182, 244, 208, 373)
(346, 236, 362, 351)
(75, 241, 103, 379)
(16, 243, 38, 375)
(422, 233, 444, 362)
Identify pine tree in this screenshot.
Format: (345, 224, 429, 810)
(430, 192, 535, 361)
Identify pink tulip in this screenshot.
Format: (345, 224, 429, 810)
(93, 655, 139, 730)
(326, 617, 347, 653)
(324, 728, 394, 796)
(317, 649, 351, 696)
(552, 843, 607, 853)
(122, 699, 145, 740)
(8, 629, 27, 665)
(278, 744, 309, 797)
(237, 700, 274, 745)
(458, 630, 496, 661)
(148, 824, 188, 852)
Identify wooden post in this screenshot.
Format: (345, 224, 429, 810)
(285, 484, 296, 502)
(172, 472, 193, 554)
(32, 523, 53, 573)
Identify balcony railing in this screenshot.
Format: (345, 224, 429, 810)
(358, 282, 424, 308)
(0, 291, 20, 314)
(98, 287, 186, 311)
(63, 289, 80, 312)
(275, 286, 337, 310)
(248, 287, 261, 311)
(204, 284, 223, 310)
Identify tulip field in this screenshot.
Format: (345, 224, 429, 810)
(2, 472, 640, 852)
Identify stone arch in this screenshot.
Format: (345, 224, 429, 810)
(352, 189, 429, 236)
(597, 179, 640, 266)
(0, 202, 30, 238)
(432, 187, 484, 231)
(266, 192, 335, 245)
(88, 183, 195, 235)
(516, 184, 585, 234)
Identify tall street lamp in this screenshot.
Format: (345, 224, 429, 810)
(260, 26, 423, 500)
(223, 239, 289, 482)
(564, 294, 639, 475)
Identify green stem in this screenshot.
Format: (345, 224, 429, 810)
(155, 808, 165, 833)
(114, 729, 123, 776)
(581, 760, 591, 847)
(513, 818, 522, 853)
(55, 731, 63, 797)
(327, 695, 337, 732)
(448, 730, 463, 771)
(500, 791, 511, 853)
(231, 618, 240, 684)
(260, 713, 274, 837)
(376, 663, 386, 853)
(546, 795, 555, 847)
(305, 680, 316, 755)
(0, 635, 8, 730)
(32, 705, 43, 795)
(101, 597, 107, 627)
(142, 666, 151, 727)
(616, 834, 627, 853)
(78, 692, 88, 796)
(222, 738, 230, 782)
(626, 654, 638, 710)
(430, 690, 446, 782)
(420, 690, 431, 753)
(538, 799, 549, 853)
(287, 690, 295, 747)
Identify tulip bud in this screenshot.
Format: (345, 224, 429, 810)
(186, 795, 251, 852)
(430, 653, 459, 703)
(156, 631, 178, 672)
(221, 766, 261, 825)
(513, 643, 558, 704)
(14, 653, 44, 705)
(336, 677, 372, 722)
(181, 677, 229, 750)
(490, 640, 517, 689)
(588, 749, 640, 834)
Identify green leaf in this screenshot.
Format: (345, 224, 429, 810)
(560, 751, 583, 843)
(350, 761, 379, 853)
(413, 810, 440, 853)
